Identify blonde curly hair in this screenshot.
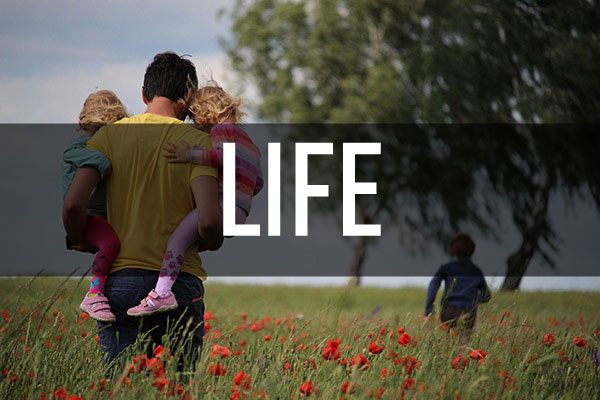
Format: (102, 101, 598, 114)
(79, 90, 128, 135)
(187, 82, 244, 129)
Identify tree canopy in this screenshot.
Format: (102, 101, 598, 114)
(223, 0, 600, 288)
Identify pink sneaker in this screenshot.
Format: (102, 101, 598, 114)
(80, 293, 116, 323)
(127, 290, 178, 317)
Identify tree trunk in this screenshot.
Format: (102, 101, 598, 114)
(501, 180, 551, 291)
(348, 236, 368, 287)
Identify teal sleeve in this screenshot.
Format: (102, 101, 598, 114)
(63, 146, 111, 174)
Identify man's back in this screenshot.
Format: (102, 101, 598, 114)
(87, 113, 217, 278)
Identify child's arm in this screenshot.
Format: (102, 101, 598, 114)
(190, 145, 223, 168)
(478, 278, 492, 303)
(64, 145, 111, 178)
(424, 267, 445, 316)
(163, 140, 223, 167)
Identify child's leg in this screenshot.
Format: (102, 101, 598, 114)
(236, 206, 247, 224)
(154, 209, 200, 297)
(84, 216, 120, 296)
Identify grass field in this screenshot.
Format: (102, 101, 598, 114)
(0, 278, 598, 399)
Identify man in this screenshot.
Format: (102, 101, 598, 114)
(63, 52, 223, 369)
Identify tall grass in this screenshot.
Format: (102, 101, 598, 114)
(0, 278, 598, 399)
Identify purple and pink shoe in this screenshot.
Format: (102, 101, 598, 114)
(127, 290, 178, 317)
(80, 294, 116, 323)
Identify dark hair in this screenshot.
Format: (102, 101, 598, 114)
(449, 233, 475, 258)
(142, 52, 198, 102)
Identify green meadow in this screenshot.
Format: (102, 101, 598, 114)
(0, 278, 598, 399)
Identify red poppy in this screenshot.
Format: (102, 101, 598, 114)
(469, 349, 487, 360)
(398, 333, 412, 347)
(204, 311, 215, 321)
(53, 388, 68, 400)
(299, 381, 313, 396)
(230, 388, 242, 400)
(322, 338, 341, 360)
(350, 353, 369, 370)
(233, 371, 252, 391)
(451, 354, 468, 370)
(264, 334, 271, 341)
(403, 377, 416, 390)
(543, 333, 555, 346)
(379, 367, 388, 379)
(207, 362, 226, 376)
(210, 344, 233, 359)
(572, 335, 586, 347)
(369, 341, 384, 354)
(153, 345, 165, 358)
(341, 381, 356, 394)
(153, 374, 168, 391)
(398, 327, 405, 334)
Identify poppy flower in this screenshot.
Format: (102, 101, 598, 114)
(207, 362, 226, 376)
(369, 341, 384, 354)
(153, 345, 165, 358)
(153, 374, 168, 391)
(403, 377, 416, 390)
(398, 333, 412, 346)
(341, 381, 356, 394)
(572, 335, 586, 347)
(204, 311, 215, 321)
(469, 349, 487, 360)
(451, 354, 468, 370)
(53, 388, 68, 400)
(322, 338, 341, 360)
(233, 371, 252, 391)
(543, 333, 555, 346)
(350, 353, 369, 370)
(210, 344, 233, 359)
(299, 381, 313, 396)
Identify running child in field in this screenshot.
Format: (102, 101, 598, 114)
(424, 233, 491, 338)
(127, 83, 263, 316)
(63, 90, 128, 322)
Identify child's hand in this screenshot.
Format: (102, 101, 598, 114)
(163, 140, 192, 163)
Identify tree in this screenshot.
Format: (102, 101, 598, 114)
(223, 0, 600, 287)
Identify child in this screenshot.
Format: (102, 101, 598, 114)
(63, 90, 128, 322)
(424, 233, 491, 337)
(127, 83, 263, 316)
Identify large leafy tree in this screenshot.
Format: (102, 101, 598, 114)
(222, 0, 600, 288)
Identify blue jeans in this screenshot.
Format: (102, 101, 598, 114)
(96, 268, 205, 371)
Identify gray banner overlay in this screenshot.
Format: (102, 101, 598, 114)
(0, 124, 598, 277)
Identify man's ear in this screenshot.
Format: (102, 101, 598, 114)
(142, 87, 149, 105)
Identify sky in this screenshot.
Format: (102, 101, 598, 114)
(0, 0, 242, 122)
(1, 0, 599, 290)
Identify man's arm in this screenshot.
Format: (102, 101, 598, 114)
(63, 166, 101, 245)
(190, 176, 223, 251)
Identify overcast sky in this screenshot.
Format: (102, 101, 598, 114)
(1, 1, 598, 290)
(0, 0, 243, 122)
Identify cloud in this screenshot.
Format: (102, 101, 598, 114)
(0, 53, 241, 122)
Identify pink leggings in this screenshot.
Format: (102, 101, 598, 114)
(154, 207, 246, 296)
(84, 216, 120, 294)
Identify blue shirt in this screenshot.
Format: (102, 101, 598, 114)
(424, 258, 490, 315)
(62, 135, 111, 217)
